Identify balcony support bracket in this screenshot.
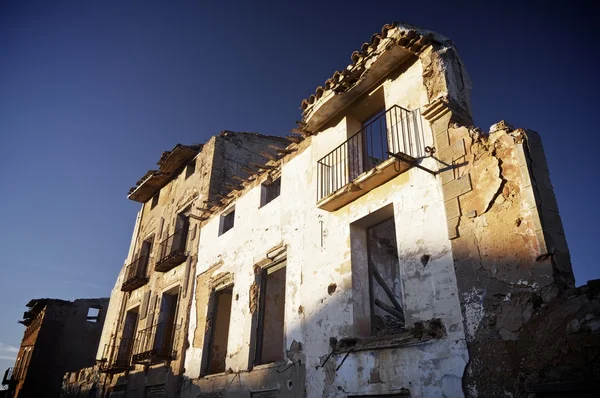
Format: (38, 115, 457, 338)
(387, 151, 437, 176)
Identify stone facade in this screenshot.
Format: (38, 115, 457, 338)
(2, 298, 108, 398)
(61, 22, 599, 397)
(62, 132, 287, 397)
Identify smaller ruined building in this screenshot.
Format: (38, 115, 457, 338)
(2, 297, 108, 398)
(61, 22, 599, 398)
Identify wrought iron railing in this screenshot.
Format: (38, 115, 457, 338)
(99, 338, 134, 372)
(155, 228, 187, 270)
(132, 322, 180, 363)
(121, 254, 150, 291)
(316, 105, 424, 201)
(2, 367, 15, 385)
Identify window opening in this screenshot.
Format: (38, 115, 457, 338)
(205, 286, 233, 374)
(185, 159, 196, 179)
(219, 208, 235, 236)
(256, 261, 286, 364)
(367, 217, 404, 335)
(87, 307, 101, 322)
(151, 192, 160, 209)
(153, 289, 179, 359)
(117, 308, 138, 364)
(260, 177, 281, 207)
(350, 204, 404, 337)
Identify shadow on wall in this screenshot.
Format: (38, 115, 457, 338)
(62, 241, 600, 397)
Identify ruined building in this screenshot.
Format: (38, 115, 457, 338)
(61, 133, 287, 396)
(2, 297, 108, 397)
(63, 23, 599, 397)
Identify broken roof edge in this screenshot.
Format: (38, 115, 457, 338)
(300, 21, 461, 121)
(195, 135, 312, 227)
(127, 131, 292, 202)
(219, 129, 290, 144)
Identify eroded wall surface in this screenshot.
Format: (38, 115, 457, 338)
(183, 57, 468, 398)
(422, 99, 578, 396)
(67, 132, 287, 397)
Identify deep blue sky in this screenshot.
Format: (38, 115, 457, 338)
(0, 0, 597, 370)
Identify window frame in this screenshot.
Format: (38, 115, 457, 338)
(150, 192, 160, 209)
(254, 258, 287, 366)
(219, 207, 235, 236)
(260, 177, 281, 207)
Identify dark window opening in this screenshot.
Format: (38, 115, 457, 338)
(151, 192, 160, 209)
(219, 208, 235, 235)
(260, 177, 281, 207)
(205, 286, 233, 375)
(256, 262, 286, 365)
(153, 289, 179, 358)
(139, 237, 153, 274)
(367, 217, 404, 336)
(87, 307, 101, 322)
(185, 159, 196, 180)
(117, 308, 138, 364)
(350, 204, 404, 337)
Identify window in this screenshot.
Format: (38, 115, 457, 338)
(117, 308, 138, 365)
(87, 307, 101, 322)
(204, 285, 233, 375)
(255, 261, 286, 364)
(219, 207, 235, 235)
(151, 192, 160, 209)
(260, 177, 281, 207)
(350, 204, 404, 337)
(153, 289, 179, 358)
(185, 159, 196, 180)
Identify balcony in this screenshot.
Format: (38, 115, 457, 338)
(316, 106, 425, 211)
(98, 339, 134, 374)
(155, 228, 188, 272)
(132, 322, 180, 364)
(121, 255, 150, 292)
(2, 367, 17, 386)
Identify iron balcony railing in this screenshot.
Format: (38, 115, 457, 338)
(2, 367, 15, 385)
(316, 105, 424, 201)
(132, 322, 180, 364)
(99, 338, 134, 373)
(155, 228, 188, 272)
(121, 254, 150, 292)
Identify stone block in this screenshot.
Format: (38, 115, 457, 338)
(447, 217, 459, 239)
(440, 165, 455, 185)
(444, 197, 461, 219)
(435, 130, 450, 150)
(443, 174, 472, 200)
(439, 139, 466, 163)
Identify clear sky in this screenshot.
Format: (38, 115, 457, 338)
(0, 0, 597, 372)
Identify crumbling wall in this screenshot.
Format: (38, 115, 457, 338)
(516, 279, 600, 397)
(183, 119, 467, 397)
(422, 99, 576, 396)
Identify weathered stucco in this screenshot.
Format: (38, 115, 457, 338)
(62, 132, 286, 398)
(423, 98, 580, 396)
(60, 21, 598, 398)
(182, 50, 468, 397)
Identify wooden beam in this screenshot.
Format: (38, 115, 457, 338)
(371, 267, 403, 313)
(260, 151, 278, 161)
(374, 299, 405, 321)
(250, 163, 276, 170)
